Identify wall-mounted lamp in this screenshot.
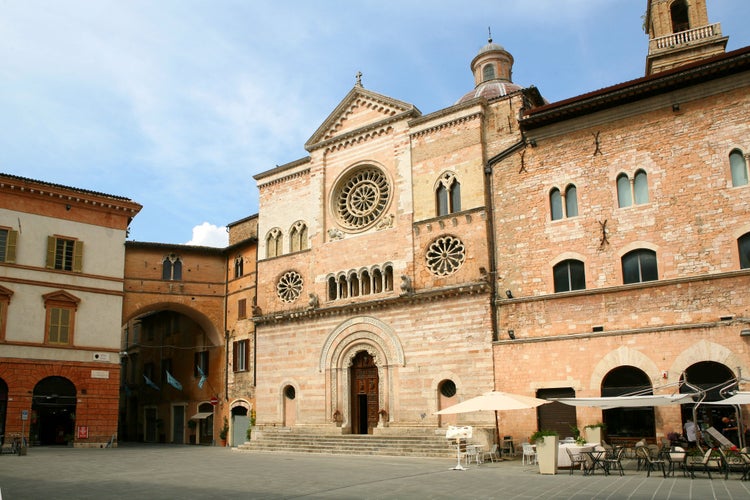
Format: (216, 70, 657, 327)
(672, 103, 680, 112)
(508, 329, 515, 340)
(528, 138, 537, 147)
(65, 204, 71, 211)
(505, 290, 513, 299)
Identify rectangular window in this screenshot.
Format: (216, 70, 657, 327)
(194, 351, 209, 377)
(162, 358, 172, 385)
(47, 307, 72, 344)
(0, 228, 18, 263)
(233, 340, 248, 372)
(238, 299, 247, 319)
(46, 236, 83, 272)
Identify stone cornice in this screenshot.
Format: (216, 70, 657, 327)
(409, 111, 483, 139)
(253, 281, 490, 325)
(0, 172, 142, 216)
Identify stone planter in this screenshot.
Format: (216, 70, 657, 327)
(584, 426, 603, 444)
(536, 435, 559, 475)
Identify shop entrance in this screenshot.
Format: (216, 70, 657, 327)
(31, 376, 77, 446)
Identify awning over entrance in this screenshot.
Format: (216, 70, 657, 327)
(190, 412, 213, 420)
(552, 393, 698, 409)
(702, 392, 750, 405)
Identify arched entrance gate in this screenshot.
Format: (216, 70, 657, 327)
(320, 316, 404, 434)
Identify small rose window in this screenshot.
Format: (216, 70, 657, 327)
(426, 235, 466, 276)
(277, 270, 303, 303)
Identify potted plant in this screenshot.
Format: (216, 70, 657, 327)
(531, 429, 559, 475)
(219, 417, 229, 447)
(584, 423, 606, 444)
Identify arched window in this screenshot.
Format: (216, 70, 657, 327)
(266, 228, 282, 258)
(436, 172, 461, 216)
(337, 275, 348, 299)
(616, 174, 632, 208)
(633, 170, 649, 204)
(372, 268, 383, 293)
(553, 259, 586, 292)
(482, 64, 495, 82)
(349, 273, 360, 297)
(162, 254, 182, 281)
(670, 0, 689, 33)
(738, 233, 750, 269)
(730, 149, 748, 187)
(289, 221, 308, 252)
(565, 184, 578, 217)
(327, 276, 337, 301)
(234, 255, 243, 278)
(622, 249, 658, 284)
(549, 188, 563, 221)
(361, 270, 371, 295)
(384, 265, 394, 291)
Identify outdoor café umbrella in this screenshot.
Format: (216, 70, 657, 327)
(436, 391, 550, 468)
(435, 391, 550, 414)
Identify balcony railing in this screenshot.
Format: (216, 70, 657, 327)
(650, 23, 722, 52)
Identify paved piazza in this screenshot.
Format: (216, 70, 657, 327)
(1, 444, 749, 499)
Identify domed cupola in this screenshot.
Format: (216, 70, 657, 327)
(456, 32, 523, 104)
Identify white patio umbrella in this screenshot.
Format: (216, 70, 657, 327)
(435, 391, 550, 414)
(436, 391, 549, 470)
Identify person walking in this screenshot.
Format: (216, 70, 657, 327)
(684, 419, 697, 448)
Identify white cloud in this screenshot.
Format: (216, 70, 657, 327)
(185, 222, 228, 248)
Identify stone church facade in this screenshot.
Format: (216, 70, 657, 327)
(248, 0, 750, 448)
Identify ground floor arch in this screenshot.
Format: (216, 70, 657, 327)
(601, 365, 655, 440)
(681, 360, 741, 446)
(32, 376, 77, 446)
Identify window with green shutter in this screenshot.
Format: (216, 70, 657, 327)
(46, 236, 83, 272)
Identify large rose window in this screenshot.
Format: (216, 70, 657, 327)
(332, 166, 390, 231)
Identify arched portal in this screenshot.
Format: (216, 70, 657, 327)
(32, 376, 76, 446)
(601, 366, 655, 440)
(351, 351, 378, 434)
(681, 361, 738, 445)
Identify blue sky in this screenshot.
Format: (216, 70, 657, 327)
(2, 1, 749, 246)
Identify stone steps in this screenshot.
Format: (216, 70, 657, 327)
(235, 431, 456, 458)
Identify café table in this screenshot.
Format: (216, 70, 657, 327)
(583, 449, 609, 475)
(558, 443, 594, 469)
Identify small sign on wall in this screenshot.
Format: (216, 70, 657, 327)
(77, 426, 89, 439)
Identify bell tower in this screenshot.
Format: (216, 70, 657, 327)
(644, 0, 728, 75)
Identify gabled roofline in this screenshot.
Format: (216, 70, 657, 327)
(304, 86, 421, 151)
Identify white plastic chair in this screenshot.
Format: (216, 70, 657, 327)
(464, 445, 481, 465)
(483, 443, 500, 463)
(522, 442, 537, 465)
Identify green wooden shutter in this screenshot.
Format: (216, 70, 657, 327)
(46, 236, 56, 268)
(73, 240, 84, 272)
(5, 230, 17, 263)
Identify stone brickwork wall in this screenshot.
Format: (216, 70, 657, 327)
(491, 67, 750, 442)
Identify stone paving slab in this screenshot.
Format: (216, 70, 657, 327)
(0, 444, 749, 499)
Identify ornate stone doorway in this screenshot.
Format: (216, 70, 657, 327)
(351, 351, 378, 434)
